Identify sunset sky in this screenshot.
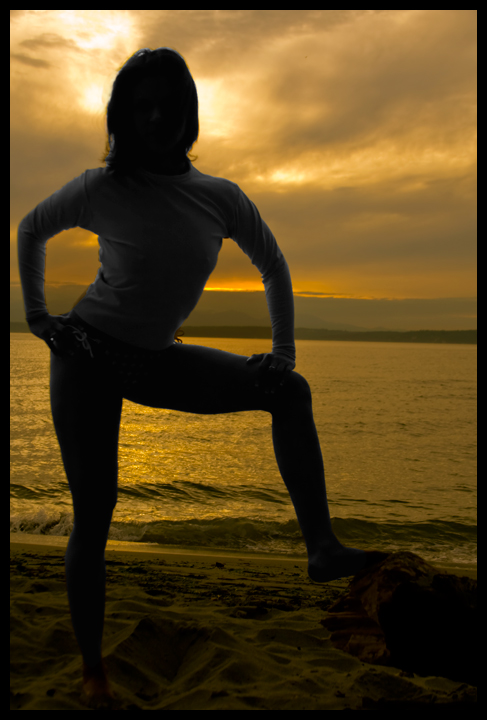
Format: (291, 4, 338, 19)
(10, 10, 477, 329)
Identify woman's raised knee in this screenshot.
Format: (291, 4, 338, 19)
(279, 370, 312, 406)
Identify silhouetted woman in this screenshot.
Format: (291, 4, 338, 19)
(17, 48, 387, 705)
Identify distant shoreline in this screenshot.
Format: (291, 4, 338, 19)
(10, 323, 477, 344)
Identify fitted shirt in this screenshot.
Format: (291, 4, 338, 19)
(17, 162, 295, 361)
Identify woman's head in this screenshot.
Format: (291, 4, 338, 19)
(101, 47, 198, 173)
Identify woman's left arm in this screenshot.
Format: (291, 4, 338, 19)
(230, 187, 296, 389)
(246, 255, 296, 392)
(263, 254, 296, 364)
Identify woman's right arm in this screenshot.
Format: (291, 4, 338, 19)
(17, 216, 73, 352)
(17, 213, 50, 325)
(16, 171, 91, 350)
(17, 171, 90, 349)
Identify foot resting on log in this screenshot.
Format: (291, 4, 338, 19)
(308, 545, 390, 583)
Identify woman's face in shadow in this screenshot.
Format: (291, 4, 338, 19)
(132, 75, 186, 158)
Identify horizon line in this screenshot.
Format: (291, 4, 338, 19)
(8, 282, 478, 302)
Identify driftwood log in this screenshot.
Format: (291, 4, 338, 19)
(321, 551, 477, 687)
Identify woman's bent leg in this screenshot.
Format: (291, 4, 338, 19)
(125, 343, 338, 557)
(126, 342, 388, 581)
(269, 375, 337, 557)
(50, 351, 122, 671)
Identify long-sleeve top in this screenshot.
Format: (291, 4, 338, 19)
(17, 162, 295, 361)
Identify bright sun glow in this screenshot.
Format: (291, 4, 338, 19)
(80, 83, 105, 113)
(56, 10, 134, 51)
(197, 78, 235, 138)
(25, 10, 139, 116)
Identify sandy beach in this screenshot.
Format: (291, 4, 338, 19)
(10, 534, 477, 710)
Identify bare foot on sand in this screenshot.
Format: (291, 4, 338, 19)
(308, 545, 389, 583)
(81, 659, 117, 708)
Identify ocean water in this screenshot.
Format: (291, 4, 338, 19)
(10, 334, 477, 572)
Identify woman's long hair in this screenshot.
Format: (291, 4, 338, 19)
(100, 47, 199, 172)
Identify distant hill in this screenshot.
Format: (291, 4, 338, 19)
(10, 322, 476, 344)
(10, 285, 477, 332)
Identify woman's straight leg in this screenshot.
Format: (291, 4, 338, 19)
(50, 350, 123, 671)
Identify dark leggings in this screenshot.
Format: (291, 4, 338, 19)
(50, 312, 335, 668)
